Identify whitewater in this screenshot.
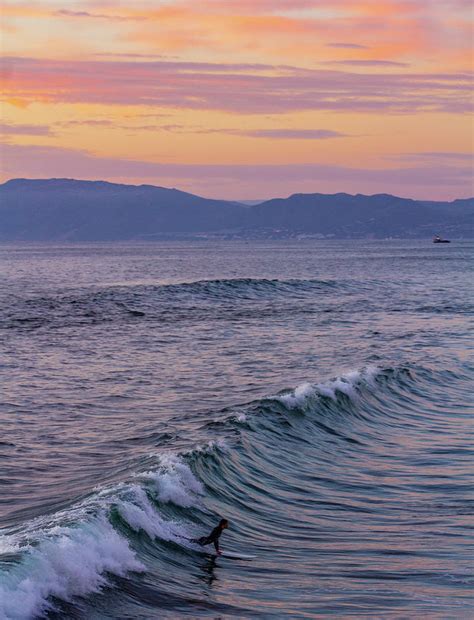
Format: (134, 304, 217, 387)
(0, 240, 473, 619)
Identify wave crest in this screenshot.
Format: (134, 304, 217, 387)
(140, 454, 205, 507)
(277, 366, 381, 410)
(0, 515, 144, 620)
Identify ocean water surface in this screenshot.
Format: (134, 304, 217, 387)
(0, 240, 473, 619)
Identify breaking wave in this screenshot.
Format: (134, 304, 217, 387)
(3, 363, 466, 619)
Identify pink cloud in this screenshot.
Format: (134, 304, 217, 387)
(1, 142, 472, 200)
(3, 57, 472, 114)
(58, 119, 114, 127)
(0, 123, 53, 136)
(387, 151, 474, 163)
(326, 42, 369, 49)
(55, 9, 144, 21)
(222, 128, 346, 139)
(325, 59, 409, 67)
(156, 126, 347, 139)
(52, 121, 347, 138)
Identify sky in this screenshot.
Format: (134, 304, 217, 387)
(1, 0, 473, 200)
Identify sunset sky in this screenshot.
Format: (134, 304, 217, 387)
(1, 0, 473, 199)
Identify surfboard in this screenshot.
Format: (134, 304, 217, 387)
(193, 543, 255, 560)
(220, 551, 256, 560)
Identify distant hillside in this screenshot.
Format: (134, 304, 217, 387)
(0, 178, 472, 240)
(0, 179, 244, 241)
(246, 192, 474, 239)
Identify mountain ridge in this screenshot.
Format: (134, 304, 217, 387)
(1, 178, 472, 240)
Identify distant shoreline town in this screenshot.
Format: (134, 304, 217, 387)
(1, 178, 472, 241)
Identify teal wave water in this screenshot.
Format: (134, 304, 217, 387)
(0, 240, 473, 618)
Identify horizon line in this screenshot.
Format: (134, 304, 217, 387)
(2, 177, 473, 205)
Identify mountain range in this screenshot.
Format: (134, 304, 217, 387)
(1, 178, 472, 241)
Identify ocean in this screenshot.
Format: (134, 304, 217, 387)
(0, 240, 472, 619)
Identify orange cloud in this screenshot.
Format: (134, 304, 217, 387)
(3, 57, 472, 115)
(107, 0, 465, 67)
(1, 0, 472, 199)
(5, 97, 30, 109)
(2, 1, 471, 69)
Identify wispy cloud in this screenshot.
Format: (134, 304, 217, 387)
(4, 0, 472, 68)
(325, 59, 409, 67)
(52, 121, 346, 139)
(58, 119, 115, 127)
(0, 123, 53, 136)
(94, 53, 177, 59)
(155, 126, 347, 139)
(326, 42, 369, 49)
(387, 151, 474, 163)
(2, 143, 472, 200)
(55, 9, 144, 22)
(3, 57, 472, 114)
(1, 1, 472, 197)
(215, 128, 347, 139)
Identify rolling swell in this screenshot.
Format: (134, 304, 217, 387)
(2, 363, 472, 618)
(6, 275, 471, 333)
(0, 278, 343, 331)
(159, 277, 341, 298)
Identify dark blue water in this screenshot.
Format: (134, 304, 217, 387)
(0, 240, 473, 619)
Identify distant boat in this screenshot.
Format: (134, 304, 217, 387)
(433, 235, 451, 243)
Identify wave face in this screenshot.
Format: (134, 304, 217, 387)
(1, 240, 473, 618)
(0, 277, 343, 332)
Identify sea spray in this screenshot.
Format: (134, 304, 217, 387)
(2, 240, 471, 619)
(277, 366, 381, 409)
(0, 367, 396, 620)
(0, 515, 144, 620)
(116, 485, 196, 543)
(140, 453, 205, 507)
(1, 362, 471, 618)
(0, 453, 207, 619)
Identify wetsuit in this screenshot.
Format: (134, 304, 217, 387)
(196, 526, 223, 553)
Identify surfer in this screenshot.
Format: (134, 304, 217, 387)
(194, 519, 229, 555)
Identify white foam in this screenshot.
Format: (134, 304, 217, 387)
(0, 451, 212, 617)
(141, 454, 204, 508)
(277, 366, 382, 409)
(192, 438, 229, 454)
(1, 484, 128, 551)
(117, 485, 195, 544)
(278, 382, 316, 408)
(0, 515, 144, 620)
(0, 534, 23, 555)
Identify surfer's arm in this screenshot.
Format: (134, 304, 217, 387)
(213, 539, 220, 554)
